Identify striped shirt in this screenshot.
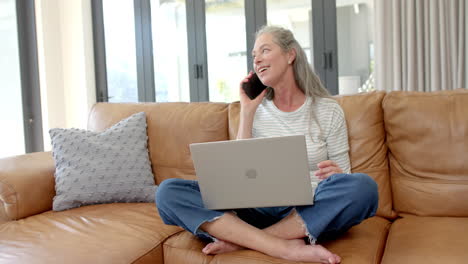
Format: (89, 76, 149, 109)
(252, 96, 351, 189)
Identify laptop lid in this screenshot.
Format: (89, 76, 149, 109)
(189, 135, 314, 210)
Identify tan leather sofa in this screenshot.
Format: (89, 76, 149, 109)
(1, 89, 467, 264)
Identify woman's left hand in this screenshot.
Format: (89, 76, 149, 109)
(315, 160, 343, 180)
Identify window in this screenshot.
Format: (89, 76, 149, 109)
(205, 0, 247, 102)
(0, 0, 42, 157)
(336, 0, 375, 95)
(151, 0, 190, 102)
(0, 0, 25, 158)
(93, 0, 348, 103)
(102, 0, 138, 102)
(266, 0, 313, 63)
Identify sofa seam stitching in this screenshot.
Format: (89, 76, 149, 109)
(130, 229, 185, 264)
(392, 176, 468, 185)
(129, 244, 161, 264)
(374, 220, 392, 264)
(380, 219, 398, 263)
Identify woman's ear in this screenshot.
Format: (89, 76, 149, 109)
(288, 48, 297, 64)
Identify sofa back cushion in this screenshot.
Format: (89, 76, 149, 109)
(88, 102, 229, 184)
(383, 89, 468, 217)
(335, 92, 394, 219)
(229, 92, 395, 219)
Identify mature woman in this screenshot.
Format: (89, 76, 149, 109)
(156, 26, 378, 264)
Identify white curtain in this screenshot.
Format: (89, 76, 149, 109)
(375, 0, 466, 91)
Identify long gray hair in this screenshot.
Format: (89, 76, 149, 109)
(255, 25, 330, 101)
(255, 25, 330, 140)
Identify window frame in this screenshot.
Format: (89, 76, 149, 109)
(91, 0, 340, 104)
(16, 0, 44, 152)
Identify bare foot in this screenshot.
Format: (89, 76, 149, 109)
(202, 239, 244, 255)
(281, 239, 341, 264)
(202, 238, 341, 263)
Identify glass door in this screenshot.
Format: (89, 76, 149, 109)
(151, 0, 190, 102)
(102, 0, 138, 102)
(93, 0, 348, 101)
(266, 0, 314, 63)
(336, 0, 375, 95)
(0, 0, 25, 158)
(205, 0, 247, 103)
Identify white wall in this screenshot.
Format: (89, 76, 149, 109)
(466, 0, 467, 88)
(35, 0, 96, 150)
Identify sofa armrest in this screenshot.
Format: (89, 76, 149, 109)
(0, 152, 55, 222)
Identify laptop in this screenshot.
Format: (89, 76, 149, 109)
(189, 135, 314, 210)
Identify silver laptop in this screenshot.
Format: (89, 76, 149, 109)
(189, 135, 314, 210)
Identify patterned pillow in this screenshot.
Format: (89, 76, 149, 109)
(50, 112, 157, 211)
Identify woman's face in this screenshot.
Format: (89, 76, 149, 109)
(252, 33, 293, 87)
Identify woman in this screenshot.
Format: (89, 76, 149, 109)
(156, 26, 378, 264)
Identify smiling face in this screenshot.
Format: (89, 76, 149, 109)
(252, 33, 295, 88)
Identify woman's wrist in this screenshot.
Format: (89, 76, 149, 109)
(237, 112, 254, 139)
(240, 108, 256, 119)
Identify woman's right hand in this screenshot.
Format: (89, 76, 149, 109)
(239, 71, 267, 117)
(236, 72, 267, 139)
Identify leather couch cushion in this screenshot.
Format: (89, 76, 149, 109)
(163, 231, 214, 264)
(87, 102, 229, 184)
(381, 215, 468, 264)
(228, 102, 241, 140)
(0, 203, 182, 264)
(320, 216, 390, 264)
(383, 89, 468, 216)
(334, 92, 394, 219)
(164, 216, 390, 264)
(0, 152, 55, 221)
(229, 92, 394, 219)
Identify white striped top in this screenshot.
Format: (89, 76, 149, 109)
(252, 96, 351, 189)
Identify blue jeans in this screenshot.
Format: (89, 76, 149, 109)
(156, 173, 378, 243)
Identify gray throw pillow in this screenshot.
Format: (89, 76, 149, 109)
(50, 112, 157, 211)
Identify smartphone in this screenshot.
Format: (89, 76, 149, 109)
(242, 73, 267, 99)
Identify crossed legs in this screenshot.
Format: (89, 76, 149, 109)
(156, 173, 378, 264)
(201, 210, 341, 263)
